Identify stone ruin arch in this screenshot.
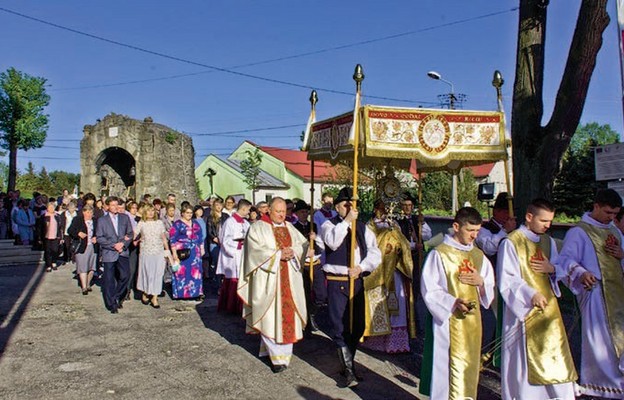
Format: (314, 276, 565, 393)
(80, 113, 198, 203)
(95, 147, 136, 199)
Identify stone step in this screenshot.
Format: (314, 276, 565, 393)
(0, 246, 45, 257)
(0, 239, 16, 248)
(0, 253, 44, 267)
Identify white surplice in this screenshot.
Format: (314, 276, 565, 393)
(237, 219, 308, 366)
(216, 214, 249, 278)
(420, 234, 495, 400)
(498, 225, 576, 400)
(557, 213, 624, 398)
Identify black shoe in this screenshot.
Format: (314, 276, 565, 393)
(87, 286, 93, 292)
(158, 291, 166, 298)
(110, 308, 118, 314)
(124, 292, 131, 301)
(337, 347, 358, 387)
(271, 365, 287, 373)
(117, 299, 124, 309)
(349, 347, 364, 381)
(82, 289, 88, 295)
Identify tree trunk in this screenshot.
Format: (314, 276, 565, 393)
(511, 0, 609, 215)
(8, 143, 17, 192)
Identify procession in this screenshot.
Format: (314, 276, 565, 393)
(2, 64, 624, 399)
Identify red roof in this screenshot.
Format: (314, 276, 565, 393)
(255, 144, 341, 183)
(468, 163, 496, 178)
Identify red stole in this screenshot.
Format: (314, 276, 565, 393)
(272, 224, 297, 344)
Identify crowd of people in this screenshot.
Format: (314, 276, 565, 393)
(2, 186, 624, 399)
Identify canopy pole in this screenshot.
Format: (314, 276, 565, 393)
(349, 64, 364, 332)
(503, 158, 514, 218)
(417, 173, 424, 268)
(492, 70, 513, 218)
(308, 91, 318, 283)
(309, 160, 315, 282)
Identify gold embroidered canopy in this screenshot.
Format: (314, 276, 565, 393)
(302, 105, 508, 173)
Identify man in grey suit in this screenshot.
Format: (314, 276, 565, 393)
(96, 196, 134, 314)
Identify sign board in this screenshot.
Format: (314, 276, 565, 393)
(595, 143, 624, 181)
(108, 127, 119, 138)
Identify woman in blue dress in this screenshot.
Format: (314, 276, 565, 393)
(169, 204, 205, 299)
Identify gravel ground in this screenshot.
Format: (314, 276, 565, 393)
(0, 263, 436, 400)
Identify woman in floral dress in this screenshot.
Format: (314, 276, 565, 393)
(135, 204, 169, 308)
(170, 204, 205, 299)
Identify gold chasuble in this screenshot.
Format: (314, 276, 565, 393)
(436, 243, 483, 400)
(578, 222, 624, 358)
(363, 221, 416, 338)
(507, 230, 578, 385)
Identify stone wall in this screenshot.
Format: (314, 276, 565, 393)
(80, 113, 198, 203)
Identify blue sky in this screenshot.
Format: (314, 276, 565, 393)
(0, 1, 622, 174)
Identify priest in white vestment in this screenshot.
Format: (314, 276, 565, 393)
(420, 207, 495, 400)
(237, 197, 308, 373)
(558, 189, 624, 399)
(498, 198, 577, 400)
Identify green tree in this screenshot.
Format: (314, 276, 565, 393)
(49, 170, 80, 196)
(38, 166, 54, 195)
(0, 68, 50, 191)
(552, 122, 619, 216)
(420, 169, 482, 215)
(0, 157, 7, 192)
(511, 0, 610, 216)
(457, 169, 482, 212)
(422, 171, 451, 211)
(16, 161, 40, 195)
(239, 148, 263, 203)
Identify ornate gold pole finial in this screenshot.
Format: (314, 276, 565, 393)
(353, 64, 365, 92)
(492, 70, 514, 218)
(492, 70, 504, 88)
(309, 90, 318, 111)
(492, 70, 504, 112)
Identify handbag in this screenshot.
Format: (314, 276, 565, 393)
(70, 237, 83, 254)
(177, 248, 191, 261)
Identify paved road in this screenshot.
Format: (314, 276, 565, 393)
(0, 263, 438, 400)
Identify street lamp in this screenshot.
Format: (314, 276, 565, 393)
(427, 70, 461, 110)
(427, 71, 455, 97)
(427, 70, 461, 213)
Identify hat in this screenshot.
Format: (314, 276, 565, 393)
(293, 199, 311, 213)
(493, 192, 510, 210)
(402, 192, 417, 203)
(334, 187, 353, 205)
